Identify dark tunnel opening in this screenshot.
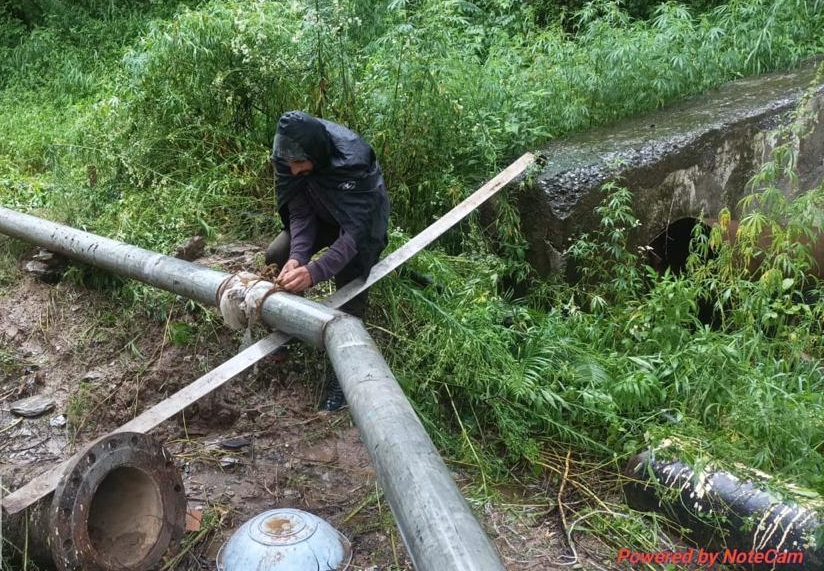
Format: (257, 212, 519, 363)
(647, 217, 710, 275)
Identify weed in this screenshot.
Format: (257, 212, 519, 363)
(0, 237, 29, 288)
(166, 321, 195, 347)
(66, 380, 99, 438)
(160, 504, 230, 571)
(2, 0, 824, 562)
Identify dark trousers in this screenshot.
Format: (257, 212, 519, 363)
(264, 222, 370, 319)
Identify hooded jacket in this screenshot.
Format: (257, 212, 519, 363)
(272, 111, 390, 275)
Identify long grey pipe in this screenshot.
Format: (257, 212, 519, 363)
(0, 206, 504, 570)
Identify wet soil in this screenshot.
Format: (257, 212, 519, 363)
(0, 244, 612, 570)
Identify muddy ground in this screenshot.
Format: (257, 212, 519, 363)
(0, 243, 619, 570)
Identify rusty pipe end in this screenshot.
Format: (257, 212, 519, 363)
(50, 432, 186, 571)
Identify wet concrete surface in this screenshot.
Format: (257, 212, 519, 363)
(520, 57, 824, 276)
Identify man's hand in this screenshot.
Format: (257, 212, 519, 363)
(278, 258, 301, 278)
(278, 263, 313, 293)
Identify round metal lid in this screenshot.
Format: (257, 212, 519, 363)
(248, 509, 318, 546)
(217, 508, 352, 571)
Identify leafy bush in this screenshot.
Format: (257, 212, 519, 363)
(1, 0, 824, 491)
(1, 8, 824, 566)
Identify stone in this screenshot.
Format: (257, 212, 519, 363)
(23, 249, 67, 283)
(220, 456, 241, 469)
(31, 250, 58, 263)
(24, 260, 53, 276)
(81, 369, 106, 382)
(220, 436, 252, 450)
(174, 235, 207, 261)
(1, 324, 19, 340)
(10, 394, 56, 418)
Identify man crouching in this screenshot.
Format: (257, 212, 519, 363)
(266, 111, 390, 411)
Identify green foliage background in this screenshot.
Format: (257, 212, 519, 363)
(3, 0, 823, 241)
(1, 0, 824, 559)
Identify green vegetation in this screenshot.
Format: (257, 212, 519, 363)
(1, 0, 824, 563)
(2, 0, 823, 239)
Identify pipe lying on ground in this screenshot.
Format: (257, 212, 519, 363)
(325, 317, 500, 566)
(3, 432, 185, 571)
(0, 206, 505, 571)
(624, 449, 824, 570)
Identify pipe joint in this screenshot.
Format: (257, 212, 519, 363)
(4, 432, 186, 571)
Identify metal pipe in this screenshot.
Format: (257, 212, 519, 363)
(624, 450, 823, 570)
(0, 206, 505, 570)
(0, 207, 335, 348)
(3, 432, 186, 571)
(324, 316, 505, 570)
(0, 207, 226, 307)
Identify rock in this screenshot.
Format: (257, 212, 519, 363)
(220, 436, 252, 450)
(81, 369, 106, 382)
(220, 457, 241, 469)
(174, 236, 207, 261)
(10, 394, 56, 418)
(32, 250, 58, 263)
(24, 260, 54, 276)
(49, 414, 67, 428)
(1, 324, 19, 340)
(303, 443, 338, 464)
(24, 249, 67, 283)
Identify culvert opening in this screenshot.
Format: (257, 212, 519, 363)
(87, 466, 164, 567)
(647, 217, 709, 275)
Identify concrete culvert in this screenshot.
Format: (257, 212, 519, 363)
(647, 216, 824, 325)
(3, 432, 186, 571)
(649, 216, 824, 279)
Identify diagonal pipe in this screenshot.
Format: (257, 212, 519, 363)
(0, 206, 504, 570)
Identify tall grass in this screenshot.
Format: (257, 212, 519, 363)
(4, 0, 823, 242)
(379, 172, 824, 494)
(1, 3, 823, 562)
(0, 0, 823, 487)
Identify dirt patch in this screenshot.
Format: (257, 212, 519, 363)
(0, 247, 615, 570)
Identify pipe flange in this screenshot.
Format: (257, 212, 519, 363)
(50, 432, 186, 571)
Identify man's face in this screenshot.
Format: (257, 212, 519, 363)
(289, 159, 313, 176)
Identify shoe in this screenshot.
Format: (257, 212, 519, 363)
(321, 376, 347, 412)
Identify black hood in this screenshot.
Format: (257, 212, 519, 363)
(273, 111, 333, 167)
(272, 111, 390, 272)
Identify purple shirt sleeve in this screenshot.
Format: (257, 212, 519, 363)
(307, 232, 358, 285)
(287, 191, 316, 266)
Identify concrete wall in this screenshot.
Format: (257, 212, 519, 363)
(518, 58, 824, 277)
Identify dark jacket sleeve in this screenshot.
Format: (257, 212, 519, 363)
(307, 232, 358, 285)
(285, 192, 317, 266)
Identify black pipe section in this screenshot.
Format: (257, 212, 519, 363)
(3, 432, 185, 571)
(624, 450, 824, 570)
